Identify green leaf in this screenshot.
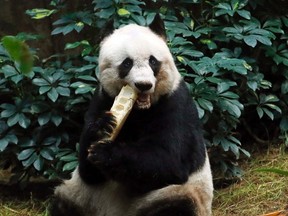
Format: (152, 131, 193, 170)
(256, 168, 288, 176)
(33, 156, 44, 171)
(18, 148, 35, 161)
(38, 113, 51, 126)
(240, 148, 251, 158)
(2, 36, 22, 61)
(65, 40, 89, 50)
(1, 109, 16, 118)
(18, 114, 31, 128)
(195, 103, 205, 119)
(42, 137, 58, 146)
(253, 35, 272, 46)
(33, 78, 49, 86)
(74, 22, 84, 33)
(5, 134, 18, 145)
(48, 88, 59, 102)
(26, 8, 56, 19)
(219, 138, 231, 151)
(217, 82, 236, 93)
(265, 104, 282, 113)
(56, 86, 70, 96)
(51, 115, 62, 126)
(0, 103, 15, 110)
(282, 16, 288, 27)
(51, 27, 65, 35)
(11, 74, 23, 84)
(247, 81, 257, 91)
(263, 107, 274, 120)
(75, 85, 93, 94)
(256, 107, 264, 119)
(60, 154, 77, 162)
(229, 143, 240, 159)
(0, 139, 9, 151)
(197, 98, 213, 112)
(280, 117, 288, 131)
(220, 91, 239, 99)
(95, 7, 115, 19)
(219, 99, 242, 117)
(261, 94, 278, 103)
(244, 35, 257, 47)
(223, 27, 240, 34)
(7, 114, 20, 127)
(22, 152, 38, 167)
(177, 56, 185, 63)
(216, 3, 231, 10)
(39, 86, 51, 94)
(75, 64, 95, 72)
(40, 149, 54, 161)
(78, 75, 97, 82)
(237, 10, 251, 20)
(1, 65, 18, 78)
(117, 8, 130, 17)
(1, 36, 33, 74)
(63, 161, 78, 172)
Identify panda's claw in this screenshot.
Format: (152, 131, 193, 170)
(100, 112, 117, 136)
(87, 112, 117, 141)
(87, 140, 112, 165)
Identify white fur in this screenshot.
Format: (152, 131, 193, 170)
(54, 167, 132, 216)
(54, 153, 213, 216)
(98, 24, 181, 105)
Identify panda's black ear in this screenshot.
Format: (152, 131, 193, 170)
(148, 14, 166, 40)
(98, 19, 115, 43)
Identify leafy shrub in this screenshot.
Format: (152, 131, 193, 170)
(1, 0, 288, 182)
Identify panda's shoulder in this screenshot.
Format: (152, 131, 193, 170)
(165, 80, 197, 113)
(85, 88, 113, 121)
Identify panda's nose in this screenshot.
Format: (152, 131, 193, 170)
(135, 82, 153, 92)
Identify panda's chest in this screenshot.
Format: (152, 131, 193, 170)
(116, 111, 156, 144)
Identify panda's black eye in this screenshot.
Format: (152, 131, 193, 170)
(149, 55, 161, 76)
(123, 58, 133, 69)
(149, 56, 158, 65)
(119, 57, 133, 79)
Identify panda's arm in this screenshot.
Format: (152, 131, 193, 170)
(78, 89, 114, 185)
(87, 102, 206, 193)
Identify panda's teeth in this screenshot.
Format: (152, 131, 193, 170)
(136, 94, 151, 109)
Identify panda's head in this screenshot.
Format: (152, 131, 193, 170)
(98, 15, 181, 109)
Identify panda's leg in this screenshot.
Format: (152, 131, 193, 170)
(133, 157, 213, 216)
(48, 168, 92, 216)
(136, 197, 197, 216)
(48, 195, 83, 216)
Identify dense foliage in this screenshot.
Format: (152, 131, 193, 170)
(0, 0, 288, 182)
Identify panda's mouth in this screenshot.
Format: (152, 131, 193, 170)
(136, 93, 151, 109)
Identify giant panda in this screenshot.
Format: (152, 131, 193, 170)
(49, 14, 213, 216)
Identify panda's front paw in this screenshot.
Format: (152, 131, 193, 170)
(87, 111, 117, 141)
(87, 140, 113, 165)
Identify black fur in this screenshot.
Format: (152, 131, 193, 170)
(78, 80, 206, 194)
(149, 14, 167, 39)
(118, 57, 133, 78)
(97, 18, 115, 43)
(149, 55, 161, 76)
(136, 197, 197, 216)
(78, 89, 114, 185)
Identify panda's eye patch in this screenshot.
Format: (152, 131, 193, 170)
(119, 58, 133, 78)
(149, 56, 157, 65)
(122, 58, 133, 69)
(149, 55, 161, 76)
